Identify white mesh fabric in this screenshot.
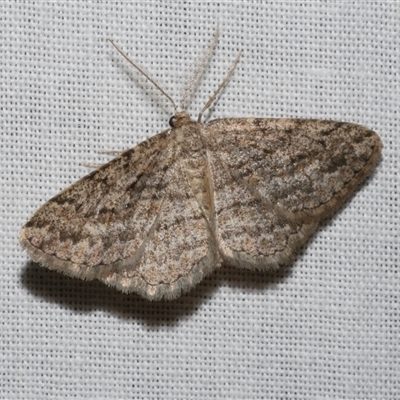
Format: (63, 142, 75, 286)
(1, 2, 399, 399)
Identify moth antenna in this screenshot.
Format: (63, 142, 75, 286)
(108, 39, 177, 113)
(179, 26, 220, 111)
(197, 49, 241, 123)
(80, 162, 104, 169)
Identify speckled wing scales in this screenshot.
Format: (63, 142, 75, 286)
(203, 118, 382, 270)
(20, 128, 218, 300)
(20, 116, 381, 300)
(101, 153, 220, 300)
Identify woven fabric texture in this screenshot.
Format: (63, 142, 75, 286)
(1, 2, 399, 399)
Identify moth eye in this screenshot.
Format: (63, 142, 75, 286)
(169, 116, 176, 127)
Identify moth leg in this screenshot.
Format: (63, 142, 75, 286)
(80, 162, 104, 169)
(98, 150, 127, 156)
(80, 150, 127, 169)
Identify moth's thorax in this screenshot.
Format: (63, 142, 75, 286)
(171, 112, 205, 152)
(168, 112, 212, 219)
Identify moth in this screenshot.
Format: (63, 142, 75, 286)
(20, 29, 382, 300)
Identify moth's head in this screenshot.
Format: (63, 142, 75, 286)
(169, 111, 194, 128)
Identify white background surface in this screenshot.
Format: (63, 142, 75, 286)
(1, 2, 399, 399)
